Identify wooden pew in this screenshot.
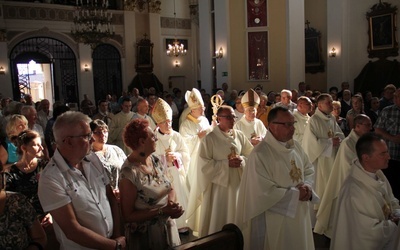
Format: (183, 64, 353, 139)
(174, 224, 243, 250)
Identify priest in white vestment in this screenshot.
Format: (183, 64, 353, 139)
(179, 88, 213, 232)
(314, 114, 372, 237)
(234, 89, 267, 146)
(331, 133, 400, 250)
(195, 105, 253, 237)
(302, 94, 344, 209)
(293, 96, 312, 144)
(108, 97, 134, 155)
(236, 106, 317, 250)
(152, 98, 191, 232)
(131, 98, 156, 130)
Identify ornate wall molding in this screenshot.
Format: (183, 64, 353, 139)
(123, 0, 161, 13)
(160, 17, 191, 30)
(2, 4, 123, 25)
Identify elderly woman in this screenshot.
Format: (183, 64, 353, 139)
(90, 119, 126, 194)
(119, 118, 184, 250)
(0, 172, 47, 250)
(3, 114, 28, 171)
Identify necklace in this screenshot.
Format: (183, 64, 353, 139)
(17, 158, 37, 173)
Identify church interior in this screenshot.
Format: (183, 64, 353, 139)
(0, 0, 399, 105)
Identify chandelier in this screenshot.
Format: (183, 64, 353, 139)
(166, 0, 187, 57)
(71, 0, 115, 49)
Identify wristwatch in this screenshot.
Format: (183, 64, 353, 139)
(115, 240, 122, 250)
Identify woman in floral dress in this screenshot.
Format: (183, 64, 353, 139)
(119, 119, 184, 250)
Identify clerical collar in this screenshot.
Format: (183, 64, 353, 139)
(221, 128, 234, 138)
(364, 170, 378, 180)
(319, 109, 331, 117)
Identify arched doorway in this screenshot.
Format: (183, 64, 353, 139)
(9, 37, 78, 106)
(92, 44, 122, 103)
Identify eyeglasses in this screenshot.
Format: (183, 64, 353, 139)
(63, 132, 93, 142)
(271, 121, 297, 127)
(93, 130, 108, 135)
(218, 115, 238, 120)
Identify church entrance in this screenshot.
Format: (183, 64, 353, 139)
(9, 37, 78, 107)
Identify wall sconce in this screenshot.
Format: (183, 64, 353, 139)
(83, 64, 90, 72)
(329, 47, 336, 57)
(0, 66, 5, 75)
(214, 47, 223, 59)
(174, 60, 180, 68)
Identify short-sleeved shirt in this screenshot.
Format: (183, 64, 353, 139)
(374, 104, 400, 160)
(38, 150, 113, 250)
(0, 192, 37, 250)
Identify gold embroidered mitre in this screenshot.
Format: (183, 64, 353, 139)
(152, 98, 173, 124)
(185, 88, 204, 110)
(241, 88, 260, 109)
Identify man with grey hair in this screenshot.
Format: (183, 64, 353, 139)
(274, 89, 297, 112)
(38, 111, 126, 249)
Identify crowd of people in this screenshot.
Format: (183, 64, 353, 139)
(0, 81, 399, 250)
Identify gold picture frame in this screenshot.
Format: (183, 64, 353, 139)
(367, 2, 399, 58)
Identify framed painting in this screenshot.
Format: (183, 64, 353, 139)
(305, 26, 324, 74)
(366, 2, 398, 58)
(247, 31, 269, 81)
(135, 35, 154, 72)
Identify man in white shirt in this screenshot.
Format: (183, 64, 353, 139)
(38, 111, 125, 250)
(274, 89, 297, 112)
